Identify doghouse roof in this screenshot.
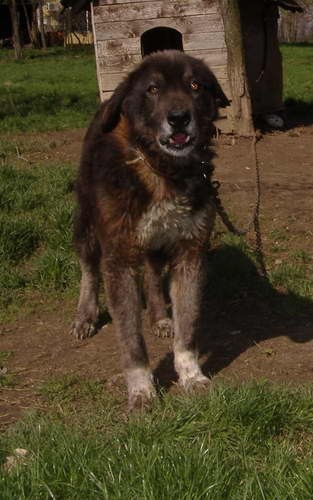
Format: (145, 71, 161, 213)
(61, 0, 303, 15)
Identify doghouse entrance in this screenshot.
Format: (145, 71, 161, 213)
(141, 27, 183, 56)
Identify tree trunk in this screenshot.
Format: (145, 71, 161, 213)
(38, 0, 47, 49)
(9, 0, 22, 59)
(219, 0, 254, 136)
(21, 0, 33, 46)
(65, 9, 72, 46)
(31, 3, 40, 48)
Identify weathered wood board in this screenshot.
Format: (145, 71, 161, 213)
(96, 32, 226, 58)
(97, 49, 227, 73)
(93, 0, 218, 23)
(97, 0, 217, 5)
(94, 15, 224, 41)
(183, 32, 226, 51)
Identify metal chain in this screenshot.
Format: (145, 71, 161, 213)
(213, 134, 268, 278)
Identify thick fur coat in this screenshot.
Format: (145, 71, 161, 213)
(71, 50, 229, 409)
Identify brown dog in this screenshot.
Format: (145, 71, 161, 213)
(71, 50, 229, 409)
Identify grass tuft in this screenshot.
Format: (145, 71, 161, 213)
(0, 217, 41, 263)
(0, 47, 98, 133)
(0, 160, 78, 318)
(1, 384, 313, 498)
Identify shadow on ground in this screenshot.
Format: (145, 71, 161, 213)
(284, 100, 313, 128)
(154, 244, 313, 390)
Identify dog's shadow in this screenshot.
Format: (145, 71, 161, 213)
(154, 243, 313, 390)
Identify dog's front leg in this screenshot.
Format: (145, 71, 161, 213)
(103, 261, 155, 410)
(144, 253, 174, 338)
(170, 252, 210, 389)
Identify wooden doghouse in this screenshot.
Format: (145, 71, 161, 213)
(63, 0, 303, 135)
(91, 0, 244, 133)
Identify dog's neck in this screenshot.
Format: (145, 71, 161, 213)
(128, 143, 215, 185)
(114, 116, 215, 195)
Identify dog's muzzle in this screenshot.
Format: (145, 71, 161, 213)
(158, 109, 197, 156)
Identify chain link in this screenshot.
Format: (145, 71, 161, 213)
(213, 134, 267, 278)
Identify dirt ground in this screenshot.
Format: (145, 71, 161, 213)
(1, 124, 313, 427)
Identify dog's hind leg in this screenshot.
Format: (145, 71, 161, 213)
(170, 251, 211, 390)
(71, 218, 101, 340)
(104, 259, 156, 410)
(144, 253, 174, 338)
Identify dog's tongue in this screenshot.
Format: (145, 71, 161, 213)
(171, 133, 188, 145)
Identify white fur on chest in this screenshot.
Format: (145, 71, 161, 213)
(137, 196, 214, 250)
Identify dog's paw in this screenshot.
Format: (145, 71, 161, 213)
(151, 318, 174, 338)
(70, 318, 97, 340)
(127, 368, 156, 412)
(128, 390, 156, 412)
(179, 374, 212, 392)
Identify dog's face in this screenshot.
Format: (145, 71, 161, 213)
(102, 51, 230, 158)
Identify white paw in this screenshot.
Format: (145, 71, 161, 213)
(179, 373, 211, 391)
(175, 350, 211, 390)
(127, 367, 156, 411)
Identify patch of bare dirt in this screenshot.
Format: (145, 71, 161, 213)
(1, 125, 313, 428)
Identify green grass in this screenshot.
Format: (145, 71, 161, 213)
(0, 158, 79, 319)
(0, 47, 98, 133)
(281, 44, 313, 120)
(0, 352, 12, 364)
(38, 374, 105, 405)
(1, 383, 313, 499)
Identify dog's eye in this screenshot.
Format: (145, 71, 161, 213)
(147, 85, 159, 95)
(190, 81, 200, 91)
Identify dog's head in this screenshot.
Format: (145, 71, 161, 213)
(102, 50, 230, 158)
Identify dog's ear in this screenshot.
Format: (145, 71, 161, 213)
(204, 76, 231, 108)
(101, 78, 130, 133)
(214, 80, 231, 108)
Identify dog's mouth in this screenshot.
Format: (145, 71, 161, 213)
(159, 132, 195, 152)
(169, 133, 192, 148)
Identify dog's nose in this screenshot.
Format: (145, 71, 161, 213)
(167, 110, 191, 128)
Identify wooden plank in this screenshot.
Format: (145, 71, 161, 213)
(97, 0, 158, 3)
(99, 65, 228, 79)
(94, 15, 224, 40)
(97, 0, 218, 5)
(91, 3, 104, 98)
(100, 72, 127, 91)
(215, 115, 233, 133)
(98, 53, 142, 72)
(184, 48, 227, 67)
(93, 1, 218, 23)
(101, 90, 113, 101)
(96, 33, 226, 58)
(96, 38, 141, 57)
(183, 32, 226, 50)
(97, 0, 157, 3)
(97, 49, 227, 74)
